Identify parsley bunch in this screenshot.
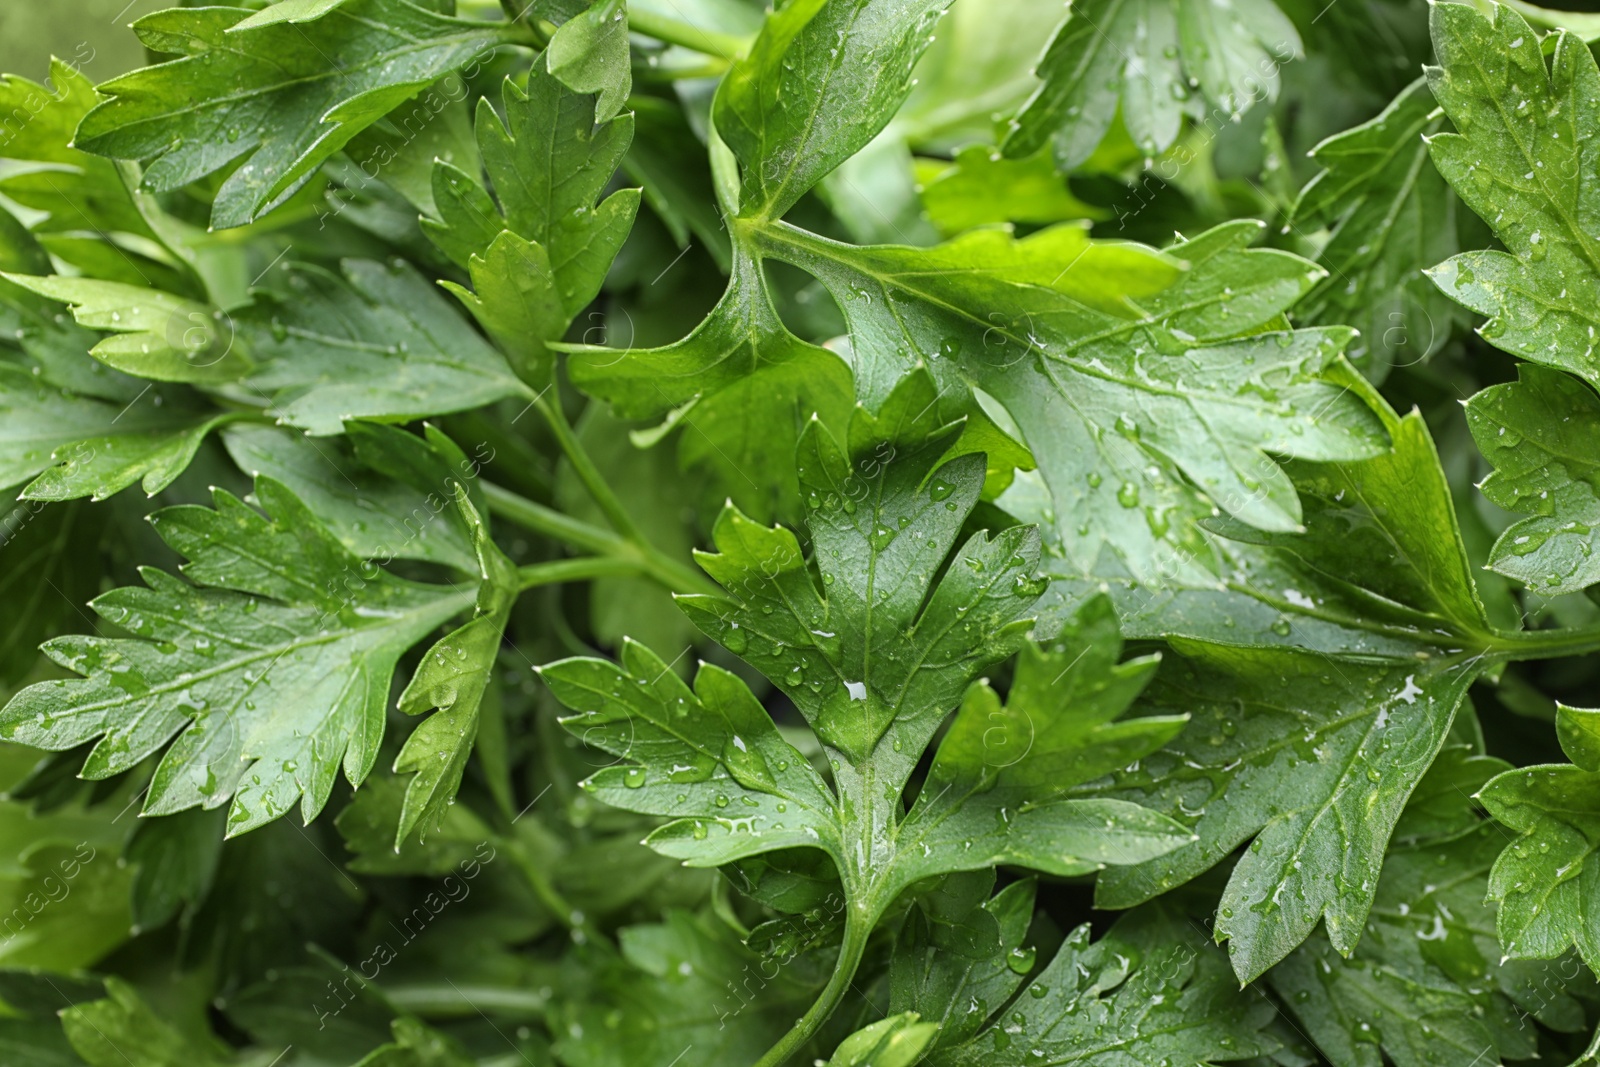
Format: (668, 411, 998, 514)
(2, 0, 1600, 1064)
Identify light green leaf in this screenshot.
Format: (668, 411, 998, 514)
(713, 0, 953, 220)
(75, 0, 513, 229)
(353, 1017, 475, 1067)
(547, 0, 632, 123)
(1, 275, 249, 383)
(755, 219, 1388, 584)
(894, 0, 1064, 151)
(0, 477, 476, 836)
(827, 1013, 938, 1067)
(392, 486, 518, 846)
(1466, 364, 1600, 595)
(0, 798, 134, 970)
(230, 0, 350, 30)
(916, 145, 1106, 236)
(0, 61, 154, 240)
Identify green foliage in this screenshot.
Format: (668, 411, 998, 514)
(1, 0, 1600, 1063)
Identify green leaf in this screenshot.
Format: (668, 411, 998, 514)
(826, 1013, 938, 1067)
(424, 68, 639, 381)
(894, 0, 1064, 150)
(0, 276, 249, 384)
(75, 0, 514, 229)
(547, 0, 632, 124)
(1022, 401, 1492, 660)
(754, 219, 1389, 584)
(1003, 0, 1302, 167)
(392, 485, 517, 846)
(1273, 742, 1593, 1054)
(895, 595, 1192, 882)
(915, 145, 1106, 237)
(625, 96, 735, 268)
(0, 61, 154, 240)
(0, 477, 476, 836)
(544, 640, 841, 867)
(888, 872, 1037, 1051)
(552, 909, 818, 1067)
(353, 1017, 475, 1067)
(221, 422, 483, 572)
(0, 365, 226, 501)
(926, 905, 1278, 1065)
(1270, 818, 1591, 1067)
(677, 372, 1041, 766)
(237, 259, 531, 434)
(713, 0, 953, 220)
(0, 501, 102, 686)
(1293, 77, 1466, 382)
(62, 978, 227, 1067)
(553, 403, 702, 655)
(0, 798, 134, 970)
(1477, 703, 1600, 972)
(125, 807, 224, 933)
(230, 0, 351, 31)
(566, 246, 854, 523)
(1425, 1, 1600, 387)
(1090, 641, 1481, 982)
(1466, 364, 1600, 595)
(546, 401, 1188, 958)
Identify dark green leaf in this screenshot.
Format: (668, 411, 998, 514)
(927, 905, 1278, 1065)
(0, 477, 476, 836)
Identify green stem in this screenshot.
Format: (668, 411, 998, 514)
(486, 481, 721, 597)
(535, 395, 646, 544)
(502, 834, 597, 944)
(384, 982, 550, 1018)
(752, 912, 871, 1067)
(627, 8, 751, 59)
(483, 481, 620, 557)
(1481, 622, 1600, 662)
(517, 556, 645, 590)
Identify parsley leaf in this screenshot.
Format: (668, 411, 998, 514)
(0, 476, 477, 836)
(1479, 703, 1600, 972)
(1467, 364, 1600, 595)
(424, 66, 639, 382)
(1294, 77, 1467, 381)
(1425, 1, 1600, 387)
(75, 0, 519, 229)
(1090, 640, 1480, 982)
(1004, 0, 1302, 167)
(926, 904, 1279, 1065)
(715, 0, 953, 220)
